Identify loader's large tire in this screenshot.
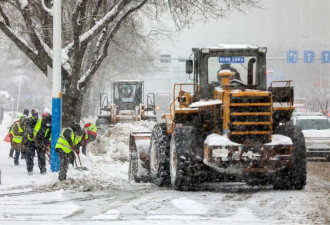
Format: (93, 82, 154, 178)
(273, 124, 306, 190)
(170, 126, 205, 191)
(149, 123, 171, 186)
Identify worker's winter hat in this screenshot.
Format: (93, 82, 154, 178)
(31, 109, 39, 119)
(84, 123, 97, 137)
(42, 108, 51, 118)
(41, 112, 52, 118)
(23, 109, 29, 116)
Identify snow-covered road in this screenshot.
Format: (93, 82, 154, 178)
(0, 115, 329, 225)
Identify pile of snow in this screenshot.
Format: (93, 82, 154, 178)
(205, 133, 293, 146)
(264, 134, 292, 145)
(89, 121, 155, 161)
(58, 121, 156, 190)
(190, 99, 222, 108)
(204, 133, 242, 146)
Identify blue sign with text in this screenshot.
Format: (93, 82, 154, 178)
(287, 51, 298, 63)
(304, 51, 315, 63)
(321, 51, 330, 63)
(218, 57, 244, 64)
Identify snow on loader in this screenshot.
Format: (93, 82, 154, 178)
(96, 81, 156, 128)
(129, 45, 306, 191)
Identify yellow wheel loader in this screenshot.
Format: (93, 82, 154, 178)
(129, 45, 306, 191)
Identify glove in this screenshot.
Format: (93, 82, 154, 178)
(75, 149, 80, 155)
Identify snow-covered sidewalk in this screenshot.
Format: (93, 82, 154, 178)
(0, 113, 156, 224)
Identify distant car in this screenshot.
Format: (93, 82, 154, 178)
(290, 113, 330, 161)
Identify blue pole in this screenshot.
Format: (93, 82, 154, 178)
(50, 98, 61, 172)
(50, 0, 62, 172)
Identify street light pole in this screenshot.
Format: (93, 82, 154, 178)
(42, 0, 62, 172)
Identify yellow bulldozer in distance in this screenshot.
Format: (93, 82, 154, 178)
(129, 45, 306, 191)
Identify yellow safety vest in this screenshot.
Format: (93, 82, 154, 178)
(55, 128, 82, 153)
(11, 123, 24, 144)
(33, 119, 42, 138)
(85, 123, 97, 139)
(87, 123, 97, 133)
(32, 118, 50, 142)
(84, 132, 89, 141)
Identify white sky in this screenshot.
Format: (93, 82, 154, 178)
(158, 0, 330, 57)
(154, 0, 330, 99)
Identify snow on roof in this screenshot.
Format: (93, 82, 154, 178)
(218, 44, 260, 49)
(202, 44, 260, 50)
(189, 99, 222, 108)
(204, 134, 242, 146)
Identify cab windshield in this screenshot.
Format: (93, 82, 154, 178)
(114, 84, 137, 103)
(208, 56, 257, 86)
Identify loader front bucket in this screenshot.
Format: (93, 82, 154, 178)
(128, 132, 152, 183)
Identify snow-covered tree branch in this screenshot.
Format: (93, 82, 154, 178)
(0, 0, 257, 125)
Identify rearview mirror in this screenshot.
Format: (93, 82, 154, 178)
(186, 60, 193, 74)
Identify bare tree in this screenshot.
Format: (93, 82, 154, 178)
(0, 0, 258, 126)
(306, 80, 330, 115)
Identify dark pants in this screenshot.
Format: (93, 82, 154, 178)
(25, 141, 37, 172)
(24, 149, 35, 172)
(36, 147, 47, 173)
(14, 149, 21, 165)
(57, 149, 74, 181)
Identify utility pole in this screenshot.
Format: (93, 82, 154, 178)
(42, 0, 62, 172)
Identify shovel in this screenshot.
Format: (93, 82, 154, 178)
(34, 140, 50, 163)
(74, 151, 88, 171)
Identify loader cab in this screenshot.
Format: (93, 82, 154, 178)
(186, 45, 267, 100)
(113, 81, 143, 110)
